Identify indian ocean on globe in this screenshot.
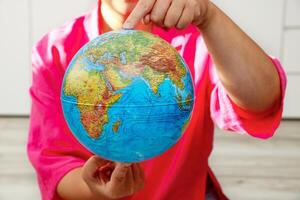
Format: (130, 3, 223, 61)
(61, 29, 195, 162)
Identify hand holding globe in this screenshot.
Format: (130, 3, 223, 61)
(81, 156, 145, 199)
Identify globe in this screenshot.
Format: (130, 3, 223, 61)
(61, 29, 195, 162)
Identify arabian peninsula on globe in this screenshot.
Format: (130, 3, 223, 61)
(61, 29, 195, 162)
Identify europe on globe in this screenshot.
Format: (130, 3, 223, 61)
(61, 29, 195, 162)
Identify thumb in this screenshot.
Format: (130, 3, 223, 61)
(110, 162, 132, 183)
(82, 155, 108, 182)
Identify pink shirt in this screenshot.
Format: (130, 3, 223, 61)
(27, 2, 287, 200)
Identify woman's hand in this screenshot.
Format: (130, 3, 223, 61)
(82, 156, 145, 200)
(123, 0, 212, 30)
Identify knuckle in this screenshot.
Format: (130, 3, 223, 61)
(195, 9, 201, 18)
(115, 176, 126, 183)
(150, 13, 162, 23)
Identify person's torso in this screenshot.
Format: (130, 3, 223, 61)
(39, 5, 216, 199)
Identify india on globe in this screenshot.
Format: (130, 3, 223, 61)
(61, 29, 195, 162)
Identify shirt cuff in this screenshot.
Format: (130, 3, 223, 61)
(228, 56, 287, 139)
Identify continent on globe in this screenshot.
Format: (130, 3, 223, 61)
(61, 29, 195, 162)
(112, 120, 121, 133)
(64, 68, 122, 138)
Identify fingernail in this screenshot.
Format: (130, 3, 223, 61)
(123, 23, 133, 30)
(124, 163, 132, 167)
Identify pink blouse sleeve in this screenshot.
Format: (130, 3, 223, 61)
(209, 56, 287, 139)
(27, 38, 92, 200)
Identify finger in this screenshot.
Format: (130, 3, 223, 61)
(192, 4, 201, 24)
(142, 14, 151, 25)
(176, 4, 195, 29)
(123, 0, 156, 29)
(125, 165, 135, 195)
(98, 161, 114, 172)
(150, 0, 172, 26)
(132, 163, 145, 190)
(132, 163, 139, 183)
(98, 162, 114, 183)
(82, 156, 108, 182)
(132, 163, 144, 182)
(110, 162, 131, 185)
(164, 0, 185, 28)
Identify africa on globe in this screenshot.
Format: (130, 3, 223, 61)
(61, 29, 195, 162)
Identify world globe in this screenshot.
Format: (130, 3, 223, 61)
(61, 29, 195, 162)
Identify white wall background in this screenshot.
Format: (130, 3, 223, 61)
(0, 0, 299, 117)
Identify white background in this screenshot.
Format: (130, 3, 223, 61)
(0, 0, 299, 118)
